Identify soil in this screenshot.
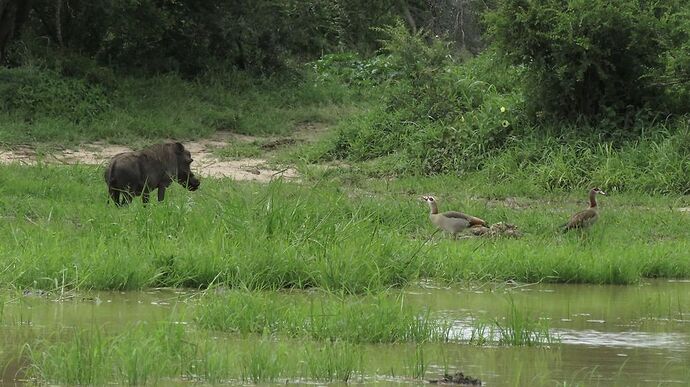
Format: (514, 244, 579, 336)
(0, 131, 299, 183)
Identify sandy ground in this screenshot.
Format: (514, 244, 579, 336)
(0, 131, 299, 182)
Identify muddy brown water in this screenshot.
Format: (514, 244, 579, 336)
(2, 281, 689, 385)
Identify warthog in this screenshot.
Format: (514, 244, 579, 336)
(105, 142, 200, 205)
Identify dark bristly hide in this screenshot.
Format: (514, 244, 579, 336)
(104, 142, 200, 206)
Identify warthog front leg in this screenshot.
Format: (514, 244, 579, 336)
(142, 187, 152, 204)
(157, 186, 167, 202)
(110, 187, 133, 206)
(108, 188, 121, 206)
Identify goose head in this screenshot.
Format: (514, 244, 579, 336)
(421, 195, 439, 214)
(421, 195, 436, 204)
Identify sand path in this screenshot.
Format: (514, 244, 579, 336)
(0, 131, 299, 182)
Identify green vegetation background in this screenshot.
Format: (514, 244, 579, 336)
(0, 0, 689, 292)
(2, 3, 690, 384)
(2, 1, 689, 194)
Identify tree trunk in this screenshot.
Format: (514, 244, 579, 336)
(0, 0, 18, 62)
(55, 0, 63, 47)
(0, 0, 32, 63)
(398, 0, 416, 33)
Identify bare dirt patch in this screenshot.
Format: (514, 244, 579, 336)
(0, 131, 299, 182)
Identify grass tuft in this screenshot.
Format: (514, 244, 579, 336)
(196, 290, 450, 344)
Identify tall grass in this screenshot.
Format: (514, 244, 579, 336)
(463, 298, 556, 347)
(302, 341, 362, 382)
(239, 338, 286, 383)
(0, 164, 688, 292)
(405, 344, 428, 379)
(196, 290, 450, 344)
(480, 130, 690, 195)
(27, 328, 110, 385)
(23, 321, 369, 385)
(494, 298, 556, 346)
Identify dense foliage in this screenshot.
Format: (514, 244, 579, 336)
(4, 0, 446, 74)
(309, 23, 522, 176)
(1, 0, 689, 193)
(486, 0, 690, 127)
(304, 19, 690, 193)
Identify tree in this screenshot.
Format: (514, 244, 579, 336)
(0, 0, 32, 63)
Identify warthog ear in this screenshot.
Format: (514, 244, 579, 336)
(173, 142, 184, 154)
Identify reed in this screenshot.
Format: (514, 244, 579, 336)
(467, 298, 556, 346)
(196, 290, 451, 344)
(23, 321, 369, 385)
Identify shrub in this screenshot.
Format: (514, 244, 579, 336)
(486, 0, 688, 128)
(0, 66, 110, 123)
(311, 52, 397, 88)
(309, 22, 525, 175)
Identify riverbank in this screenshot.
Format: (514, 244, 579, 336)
(1, 164, 688, 292)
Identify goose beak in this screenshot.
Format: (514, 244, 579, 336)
(599, 190, 607, 195)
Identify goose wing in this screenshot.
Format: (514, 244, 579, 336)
(562, 208, 598, 231)
(441, 211, 487, 227)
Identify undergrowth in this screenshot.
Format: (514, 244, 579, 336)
(298, 23, 690, 195)
(0, 165, 688, 292)
(0, 65, 364, 145)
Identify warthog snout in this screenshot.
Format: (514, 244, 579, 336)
(181, 175, 200, 191)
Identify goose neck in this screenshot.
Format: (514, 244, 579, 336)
(589, 190, 598, 208)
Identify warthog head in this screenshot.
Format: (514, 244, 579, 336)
(173, 142, 200, 191)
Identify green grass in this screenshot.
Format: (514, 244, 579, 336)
(0, 66, 365, 146)
(196, 290, 450, 343)
(0, 164, 688, 292)
(21, 300, 492, 385)
(213, 141, 264, 159)
(469, 298, 556, 346)
(22, 320, 382, 384)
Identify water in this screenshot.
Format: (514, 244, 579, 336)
(2, 281, 689, 385)
(405, 280, 690, 385)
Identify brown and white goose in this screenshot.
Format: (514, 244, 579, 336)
(422, 196, 487, 238)
(561, 187, 606, 232)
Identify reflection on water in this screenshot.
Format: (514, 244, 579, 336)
(557, 328, 689, 350)
(2, 281, 690, 385)
(446, 318, 689, 350)
(406, 280, 690, 385)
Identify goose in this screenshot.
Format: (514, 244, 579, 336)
(422, 196, 487, 238)
(561, 187, 606, 232)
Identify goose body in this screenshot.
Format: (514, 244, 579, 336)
(562, 188, 606, 232)
(422, 196, 487, 237)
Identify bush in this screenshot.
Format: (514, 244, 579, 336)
(311, 52, 396, 88)
(309, 22, 525, 175)
(0, 66, 110, 123)
(486, 0, 690, 128)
